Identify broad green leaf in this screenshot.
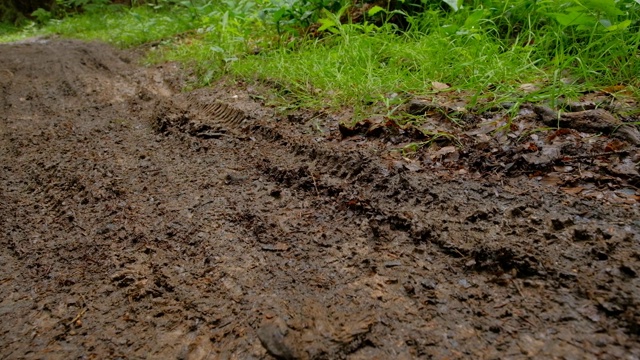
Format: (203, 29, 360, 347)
(272, 8, 286, 23)
(463, 9, 486, 28)
(599, 18, 612, 27)
(318, 18, 336, 32)
(441, 24, 459, 35)
(300, 10, 314, 21)
(583, 0, 624, 17)
(368, 5, 384, 17)
(551, 12, 597, 27)
(442, 0, 460, 11)
(221, 11, 229, 29)
(606, 19, 632, 31)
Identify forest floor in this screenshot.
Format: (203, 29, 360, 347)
(1, 38, 639, 359)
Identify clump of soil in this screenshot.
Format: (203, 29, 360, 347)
(1, 38, 639, 359)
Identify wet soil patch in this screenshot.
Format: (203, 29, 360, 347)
(1, 39, 639, 359)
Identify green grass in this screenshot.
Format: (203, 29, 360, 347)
(0, 5, 209, 47)
(49, 6, 204, 47)
(148, 0, 640, 116)
(1, 0, 639, 120)
(0, 21, 40, 42)
(230, 29, 548, 109)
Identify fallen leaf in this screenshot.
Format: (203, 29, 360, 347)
(577, 305, 601, 322)
(519, 83, 539, 93)
(431, 146, 457, 159)
(466, 123, 496, 136)
(444, 150, 459, 162)
(553, 165, 573, 173)
(614, 189, 640, 203)
(522, 146, 562, 165)
(541, 173, 562, 186)
(403, 158, 422, 172)
(555, 128, 573, 136)
(578, 171, 596, 180)
(562, 187, 584, 195)
(431, 81, 450, 91)
(616, 188, 637, 196)
(610, 158, 639, 176)
(602, 84, 627, 94)
(604, 139, 626, 152)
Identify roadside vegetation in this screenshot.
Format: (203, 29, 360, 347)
(2, 0, 640, 116)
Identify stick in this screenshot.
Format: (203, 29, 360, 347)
(308, 169, 319, 197)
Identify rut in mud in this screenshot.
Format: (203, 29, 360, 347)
(1, 39, 639, 359)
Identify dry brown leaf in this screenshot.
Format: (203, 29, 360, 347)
(561, 187, 584, 195)
(604, 139, 626, 152)
(541, 173, 562, 186)
(402, 158, 422, 172)
(602, 85, 627, 94)
(519, 83, 539, 93)
(553, 165, 573, 173)
(431, 146, 457, 159)
(524, 142, 538, 152)
(431, 81, 450, 91)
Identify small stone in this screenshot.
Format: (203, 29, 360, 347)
(458, 278, 472, 289)
(403, 283, 415, 295)
(222, 172, 247, 185)
(384, 260, 402, 268)
(420, 279, 437, 290)
(406, 100, 441, 115)
(257, 319, 298, 360)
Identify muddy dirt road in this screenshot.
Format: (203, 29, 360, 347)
(1, 39, 639, 359)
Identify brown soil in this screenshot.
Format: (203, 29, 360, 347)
(1, 39, 639, 359)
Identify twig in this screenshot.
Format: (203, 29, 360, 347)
(308, 169, 319, 197)
(68, 308, 87, 327)
(192, 199, 215, 210)
(43, 263, 54, 277)
(511, 278, 524, 297)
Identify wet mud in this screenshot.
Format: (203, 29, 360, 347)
(1, 39, 639, 359)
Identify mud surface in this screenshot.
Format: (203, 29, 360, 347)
(1, 39, 639, 359)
